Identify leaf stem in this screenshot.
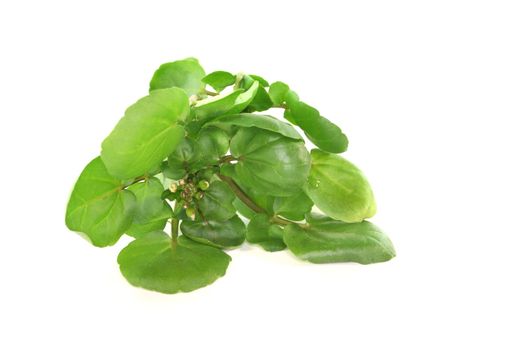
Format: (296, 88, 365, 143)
(218, 174, 264, 214)
(219, 155, 236, 164)
(205, 89, 219, 96)
(218, 174, 309, 229)
(171, 218, 179, 245)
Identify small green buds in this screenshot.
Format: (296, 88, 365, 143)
(185, 207, 196, 221)
(198, 180, 210, 190)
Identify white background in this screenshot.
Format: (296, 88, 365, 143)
(1, 1, 524, 349)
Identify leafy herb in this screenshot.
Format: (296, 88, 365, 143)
(66, 58, 395, 294)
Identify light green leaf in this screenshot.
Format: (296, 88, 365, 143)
(149, 58, 206, 96)
(126, 178, 172, 238)
(101, 87, 189, 180)
(65, 157, 136, 247)
(287, 100, 348, 153)
(202, 71, 235, 92)
(273, 191, 313, 221)
(207, 114, 302, 140)
(193, 89, 243, 121)
(180, 215, 245, 248)
(284, 218, 395, 264)
(304, 149, 376, 223)
(197, 181, 236, 221)
(118, 231, 230, 294)
(246, 213, 286, 252)
(240, 75, 273, 112)
(225, 81, 260, 114)
(230, 127, 311, 196)
(268, 81, 290, 105)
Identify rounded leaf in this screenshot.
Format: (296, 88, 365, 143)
(230, 127, 311, 196)
(202, 71, 235, 92)
(196, 181, 236, 221)
(287, 100, 348, 153)
(149, 58, 206, 95)
(118, 231, 230, 294)
(101, 87, 189, 180)
(304, 149, 376, 223)
(284, 218, 395, 264)
(268, 81, 290, 105)
(246, 213, 286, 252)
(126, 178, 173, 238)
(65, 157, 136, 247)
(180, 215, 246, 248)
(272, 190, 313, 221)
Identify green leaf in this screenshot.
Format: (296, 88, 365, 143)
(230, 127, 311, 196)
(239, 75, 273, 112)
(272, 191, 313, 221)
(283, 217, 395, 264)
(165, 137, 200, 178)
(65, 157, 136, 247)
(304, 149, 376, 223)
(195, 127, 230, 163)
(207, 114, 302, 140)
(126, 178, 173, 238)
(193, 89, 243, 121)
(246, 213, 286, 252)
(248, 74, 269, 87)
(202, 71, 235, 92)
(101, 87, 189, 180)
(287, 100, 348, 153)
(268, 81, 290, 105)
(149, 58, 206, 96)
(180, 215, 246, 248)
(197, 181, 236, 221)
(224, 81, 260, 114)
(118, 231, 230, 294)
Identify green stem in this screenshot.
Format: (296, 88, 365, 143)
(218, 174, 264, 214)
(218, 174, 308, 228)
(205, 89, 219, 96)
(219, 155, 236, 164)
(171, 218, 179, 245)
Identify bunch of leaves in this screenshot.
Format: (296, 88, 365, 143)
(65, 58, 395, 294)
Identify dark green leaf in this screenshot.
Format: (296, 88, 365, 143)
(208, 113, 302, 140)
(165, 137, 200, 178)
(304, 149, 376, 223)
(101, 87, 189, 180)
(180, 215, 246, 248)
(65, 157, 136, 247)
(284, 218, 395, 264)
(272, 191, 313, 221)
(126, 178, 173, 238)
(246, 213, 286, 252)
(149, 58, 206, 96)
(287, 100, 348, 153)
(230, 127, 311, 196)
(195, 127, 230, 163)
(202, 71, 236, 92)
(197, 181, 236, 221)
(118, 231, 230, 294)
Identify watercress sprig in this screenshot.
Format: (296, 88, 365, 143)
(65, 58, 395, 294)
